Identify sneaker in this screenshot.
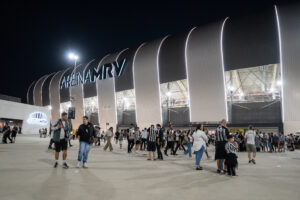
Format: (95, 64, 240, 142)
(62, 162, 69, 169)
(54, 162, 58, 168)
(249, 160, 252, 164)
(76, 162, 81, 168)
(252, 159, 256, 164)
(196, 166, 203, 170)
(83, 163, 88, 168)
(217, 169, 221, 173)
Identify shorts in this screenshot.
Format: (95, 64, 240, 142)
(55, 139, 68, 152)
(215, 141, 227, 160)
(147, 141, 156, 152)
(246, 144, 256, 153)
(135, 140, 141, 145)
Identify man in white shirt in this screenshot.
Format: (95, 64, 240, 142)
(127, 124, 135, 153)
(244, 125, 257, 164)
(104, 127, 114, 151)
(140, 128, 148, 151)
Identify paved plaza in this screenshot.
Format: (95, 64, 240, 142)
(0, 135, 300, 200)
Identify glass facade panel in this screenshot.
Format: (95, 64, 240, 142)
(160, 79, 189, 126)
(225, 64, 282, 124)
(225, 64, 281, 102)
(116, 89, 136, 125)
(83, 96, 99, 125)
(60, 101, 71, 114)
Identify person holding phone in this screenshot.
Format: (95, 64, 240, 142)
(51, 112, 72, 169)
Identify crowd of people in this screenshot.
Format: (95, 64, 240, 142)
(1, 123, 21, 144)
(3, 112, 299, 178)
(233, 131, 299, 153)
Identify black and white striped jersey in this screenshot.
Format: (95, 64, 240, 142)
(216, 125, 229, 142)
(148, 127, 156, 142)
(225, 142, 238, 155)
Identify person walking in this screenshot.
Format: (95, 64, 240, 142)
(104, 127, 114, 151)
(115, 129, 120, 144)
(184, 130, 193, 158)
(134, 127, 141, 153)
(215, 119, 229, 173)
(51, 112, 72, 169)
(193, 124, 208, 170)
(245, 125, 257, 164)
(119, 130, 124, 149)
(164, 125, 175, 156)
(140, 128, 148, 150)
(11, 126, 18, 143)
(174, 130, 186, 155)
(147, 125, 157, 160)
(94, 126, 101, 146)
(76, 116, 96, 168)
(2, 123, 12, 144)
(127, 124, 135, 153)
(156, 124, 164, 160)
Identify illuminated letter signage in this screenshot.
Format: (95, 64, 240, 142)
(60, 58, 126, 89)
(27, 112, 48, 125)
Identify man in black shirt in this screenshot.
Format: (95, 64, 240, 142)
(156, 124, 164, 160)
(215, 119, 229, 173)
(76, 116, 96, 168)
(2, 124, 13, 143)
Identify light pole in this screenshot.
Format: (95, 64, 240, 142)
(68, 53, 79, 67)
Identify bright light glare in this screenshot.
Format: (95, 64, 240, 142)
(166, 92, 172, 97)
(276, 80, 282, 86)
(68, 53, 78, 60)
(229, 86, 235, 92)
(240, 92, 244, 97)
(48, 105, 52, 110)
(270, 88, 275, 93)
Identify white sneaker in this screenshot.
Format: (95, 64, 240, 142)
(76, 161, 81, 168)
(83, 162, 88, 168)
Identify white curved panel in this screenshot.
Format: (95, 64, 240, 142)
(27, 81, 35, 104)
(70, 64, 84, 129)
(186, 21, 227, 122)
(33, 75, 48, 106)
(276, 4, 300, 134)
(133, 39, 164, 128)
(96, 53, 119, 130)
(49, 71, 64, 123)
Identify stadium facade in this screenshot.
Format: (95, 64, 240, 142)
(27, 4, 300, 134)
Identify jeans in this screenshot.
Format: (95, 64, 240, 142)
(141, 138, 147, 150)
(128, 139, 134, 153)
(174, 141, 186, 154)
(157, 143, 163, 159)
(78, 141, 91, 163)
(195, 146, 205, 167)
(184, 142, 192, 157)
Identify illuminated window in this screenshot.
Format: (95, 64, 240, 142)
(84, 96, 99, 117)
(116, 89, 136, 125)
(160, 79, 189, 108)
(60, 101, 71, 114)
(225, 64, 281, 103)
(160, 79, 189, 126)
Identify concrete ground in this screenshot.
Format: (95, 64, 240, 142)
(0, 135, 300, 200)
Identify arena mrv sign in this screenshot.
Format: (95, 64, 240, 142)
(60, 58, 126, 89)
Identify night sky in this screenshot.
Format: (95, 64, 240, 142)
(0, 0, 297, 102)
